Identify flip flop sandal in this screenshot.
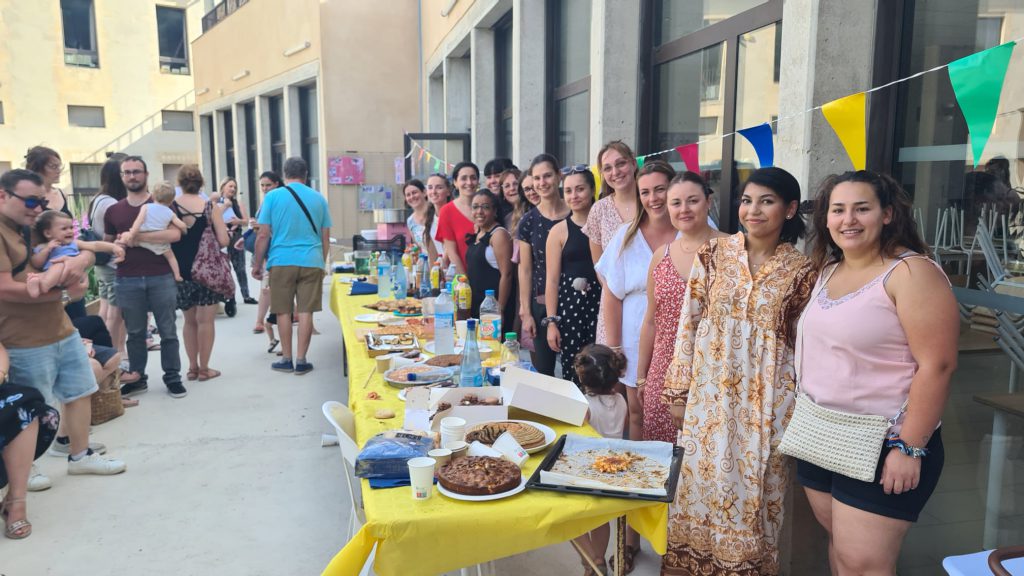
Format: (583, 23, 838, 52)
(147, 341, 161, 351)
(120, 371, 142, 384)
(198, 369, 222, 381)
(186, 369, 199, 381)
(267, 339, 280, 354)
(253, 326, 265, 334)
(121, 397, 140, 408)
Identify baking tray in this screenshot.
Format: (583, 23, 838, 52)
(525, 435, 684, 503)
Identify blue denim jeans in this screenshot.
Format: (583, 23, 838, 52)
(115, 273, 181, 386)
(7, 331, 98, 405)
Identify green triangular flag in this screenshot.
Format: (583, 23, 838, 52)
(948, 41, 1016, 166)
(636, 156, 646, 169)
(433, 159, 442, 171)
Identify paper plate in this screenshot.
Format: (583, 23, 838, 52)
(355, 313, 390, 323)
(423, 341, 493, 355)
(437, 476, 527, 502)
(469, 420, 557, 454)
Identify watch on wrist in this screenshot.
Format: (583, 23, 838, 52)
(541, 315, 561, 327)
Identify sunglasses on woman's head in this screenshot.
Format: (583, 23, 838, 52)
(561, 164, 590, 176)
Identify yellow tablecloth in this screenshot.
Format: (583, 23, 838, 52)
(323, 275, 668, 576)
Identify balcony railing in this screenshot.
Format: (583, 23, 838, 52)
(201, 0, 250, 33)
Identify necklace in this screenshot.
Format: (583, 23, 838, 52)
(677, 230, 714, 253)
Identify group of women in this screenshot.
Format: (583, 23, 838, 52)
(404, 141, 959, 576)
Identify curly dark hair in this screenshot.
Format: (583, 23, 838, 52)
(574, 344, 627, 395)
(810, 170, 927, 269)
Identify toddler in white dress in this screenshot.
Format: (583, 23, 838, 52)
(118, 181, 188, 281)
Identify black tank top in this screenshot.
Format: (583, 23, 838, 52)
(465, 226, 503, 317)
(171, 201, 208, 282)
(561, 217, 597, 281)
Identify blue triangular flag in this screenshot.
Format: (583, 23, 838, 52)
(737, 123, 775, 168)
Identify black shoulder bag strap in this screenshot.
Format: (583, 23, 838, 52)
(11, 226, 32, 276)
(284, 184, 319, 236)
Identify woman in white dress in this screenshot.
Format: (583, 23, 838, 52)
(594, 160, 679, 568)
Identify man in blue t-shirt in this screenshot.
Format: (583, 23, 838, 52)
(252, 157, 331, 375)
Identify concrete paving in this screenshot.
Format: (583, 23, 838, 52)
(1, 278, 661, 576)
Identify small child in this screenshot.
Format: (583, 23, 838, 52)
(571, 343, 629, 576)
(117, 181, 188, 281)
(27, 210, 125, 298)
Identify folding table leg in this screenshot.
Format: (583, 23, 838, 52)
(615, 516, 626, 576)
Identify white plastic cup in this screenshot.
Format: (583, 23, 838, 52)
(408, 457, 436, 500)
(467, 441, 503, 458)
(440, 417, 466, 447)
(445, 440, 469, 459)
(428, 448, 452, 474)
(492, 431, 530, 467)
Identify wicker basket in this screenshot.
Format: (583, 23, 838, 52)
(90, 371, 124, 425)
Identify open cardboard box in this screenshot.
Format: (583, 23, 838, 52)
(429, 386, 509, 430)
(500, 365, 588, 426)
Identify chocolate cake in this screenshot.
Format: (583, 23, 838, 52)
(437, 456, 521, 496)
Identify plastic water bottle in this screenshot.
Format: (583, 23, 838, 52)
(434, 282, 455, 355)
(418, 254, 431, 299)
(377, 251, 392, 299)
(392, 254, 407, 300)
(460, 318, 484, 387)
(479, 290, 501, 343)
(500, 332, 520, 373)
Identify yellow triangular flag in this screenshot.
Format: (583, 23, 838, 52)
(591, 164, 602, 201)
(821, 92, 867, 170)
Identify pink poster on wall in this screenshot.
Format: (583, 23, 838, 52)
(328, 156, 364, 185)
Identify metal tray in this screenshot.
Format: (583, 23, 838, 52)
(525, 435, 684, 503)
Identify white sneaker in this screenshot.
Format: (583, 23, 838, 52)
(67, 451, 126, 476)
(27, 464, 52, 491)
(48, 440, 107, 457)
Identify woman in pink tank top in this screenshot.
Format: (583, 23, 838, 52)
(798, 171, 958, 575)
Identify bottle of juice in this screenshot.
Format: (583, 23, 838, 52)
(500, 332, 520, 373)
(479, 289, 501, 343)
(430, 258, 442, 292)
(454, 275, 472, 321)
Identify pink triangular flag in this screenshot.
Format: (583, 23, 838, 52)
(675, 144, 699, 173)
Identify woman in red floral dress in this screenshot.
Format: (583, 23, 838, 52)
(636, 171, 725, 443)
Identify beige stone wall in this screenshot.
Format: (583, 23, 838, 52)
(191, 0, 322, 107)
(319, 0, 422, 242)
(0, 0, 202, 198)
(421, 0, 478, 63)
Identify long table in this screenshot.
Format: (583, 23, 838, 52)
(322, 276, 669, 576)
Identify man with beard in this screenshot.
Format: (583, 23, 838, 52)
(103, 156, 185, 398)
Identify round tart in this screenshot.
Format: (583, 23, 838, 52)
(437, 456, 521, 496)
(465, 421, 547, 449)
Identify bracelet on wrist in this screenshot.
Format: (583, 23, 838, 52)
(885, 434, 929, 458)
(636, 377, 647, 387)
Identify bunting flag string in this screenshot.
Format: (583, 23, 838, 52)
(634, 37, 1021, 170)
(736, 123, 775, 168)
(675, 144, 700, 173)
(406, 139, 456, 173)
(821, 93, 867, 170)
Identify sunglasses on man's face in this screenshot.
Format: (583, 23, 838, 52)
(561, 164, 590, 176)
(6, 190, 49, 210)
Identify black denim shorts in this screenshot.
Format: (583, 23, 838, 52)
(796, 427, 944, 522)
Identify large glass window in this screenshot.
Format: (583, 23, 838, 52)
(548, 0, 591, 165)
(61, 0, 98, 68)
(244, 102, 258, 213)
(655, 0, 769, 45)
(645, 0, 781, 230)
(495, 14, 514, 159)
(269, 95, 285, 175)
(156, 6, 189, 74)
(732, 23, 782, 195)
(299, 85, 320, 189)
(161, 110, 194, 132)
(223, 110, 235, 179)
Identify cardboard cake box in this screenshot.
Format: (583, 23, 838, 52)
(428, 386, 509, 430)
(499, 366, 589, 426)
